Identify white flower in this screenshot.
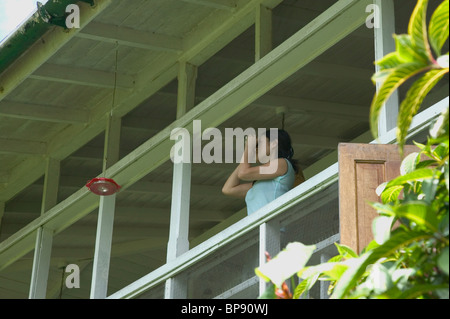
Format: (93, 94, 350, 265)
(437, 55, 449, 68)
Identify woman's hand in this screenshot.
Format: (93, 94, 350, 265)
(244, 134, 257, 164)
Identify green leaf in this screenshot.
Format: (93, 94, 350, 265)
(397, 69, 448, 151)
(429, 0, 450, 56)
(439, 211, 449, 236)
(335, 243, 359, 259)
(385, 168, 435, 188)
(361, 240, 381, 254)
(255, 242, 315, 287)
(400, 152, 420, 175)
(445, 161, 449, 192)
(376, 182, 387, 196)
(391, 268, 416, 290)
(373, 216, 395, 245)
(421, 176, 440, 204)
(370, 63, 428, 139)
(293, 279, 309, 299)
(394, 34, 429, 64)
(430, 105, 449, 140)
(375, 52, 403, 72)
(323, 264, 349, 282)
(381, 185, 404, 203)
(331, 230, 432, 299)
(370, 202, 396, 216)
(408, 0, 432, 59)
(258, 283, 277, 299)
(437, 246, 449, 276)
(365, 263, 394, 294)
(395, 202, 439, 232)
(397, 284, 449, 299)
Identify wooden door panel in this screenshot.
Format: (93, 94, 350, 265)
(338, 143, 420, 253)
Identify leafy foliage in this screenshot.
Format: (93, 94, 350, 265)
(370, 0, 449, 153)
(255, 0, 449, 299)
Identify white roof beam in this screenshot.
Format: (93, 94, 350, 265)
(159, 88, 369, 121)
(30, 63, 135, 90)
(180, 0, 237, 11)
(0, 101, 89, 124)
(0, 138, 47, 156)
(255, 95, 369, 121)
(0, 0, 112, 103)
(76, 22, 183, 53)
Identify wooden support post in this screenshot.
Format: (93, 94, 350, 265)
(255, 5, 272, 61)
(0, 202, 4, 234)
(176, 61, 198, 119)
(165, 61, 197, 299)
(320, 253, 331, 299)
(90, 115, 121, 299)
(259, 220, 280, 295)
(29, 158, 60, 299)
(374, 0, 399, 136)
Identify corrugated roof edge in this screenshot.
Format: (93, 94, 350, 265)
(0, 0, 94, 75)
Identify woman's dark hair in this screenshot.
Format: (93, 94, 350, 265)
(265, 129, 299, 173)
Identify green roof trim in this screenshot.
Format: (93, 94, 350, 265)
(0, 0, 94, 75)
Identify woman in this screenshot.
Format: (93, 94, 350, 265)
(222, 129, 303, 215)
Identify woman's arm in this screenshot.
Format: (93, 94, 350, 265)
(237, 158, 288, 181)
(237, 135, 288, 182)
(222, 166, 253, 199)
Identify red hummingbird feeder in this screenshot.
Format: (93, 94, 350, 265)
(86, 177, 121, 196)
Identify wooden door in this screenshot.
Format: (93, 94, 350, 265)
(338, 143, 420, 253)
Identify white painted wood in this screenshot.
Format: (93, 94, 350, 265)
(40, 158, 60, 215)
(166, 159, 192, 263)
(0, 0, 112, 102)
(215, 276, 259, 299)
(30, 64, 135, 90)
(0, 101, 89, 124)
(176, 62, 198, 119)
(255, 5, 272, 61)
(259, 220, 280, 295)
(90, 113, 121, 299)
(0, 138, 47, 156)
(29, 158, 60, 299)
(180, 0, 237, 11)
(320, 253, 331, 299)
(159, 89, 369, 121)
(374, 0, 399, 136)
(29, 227, 53, 299)
(90, 194, 116, 299)
(165, 61, 197, 299)
(0, 202, 4, 236)
(103, 116, 122, 172)
(77, 21, 183, 53)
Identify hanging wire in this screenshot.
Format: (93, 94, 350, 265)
(111, 41, 119, 118)
(103, 41, 119, 175)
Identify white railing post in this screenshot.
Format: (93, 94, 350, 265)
(374, 0, 399, 137)
(165, 61, 197, 299)
(259, 220, 280, 296)
(90, 115, 121, 299)
(29, 157, 60, 299)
